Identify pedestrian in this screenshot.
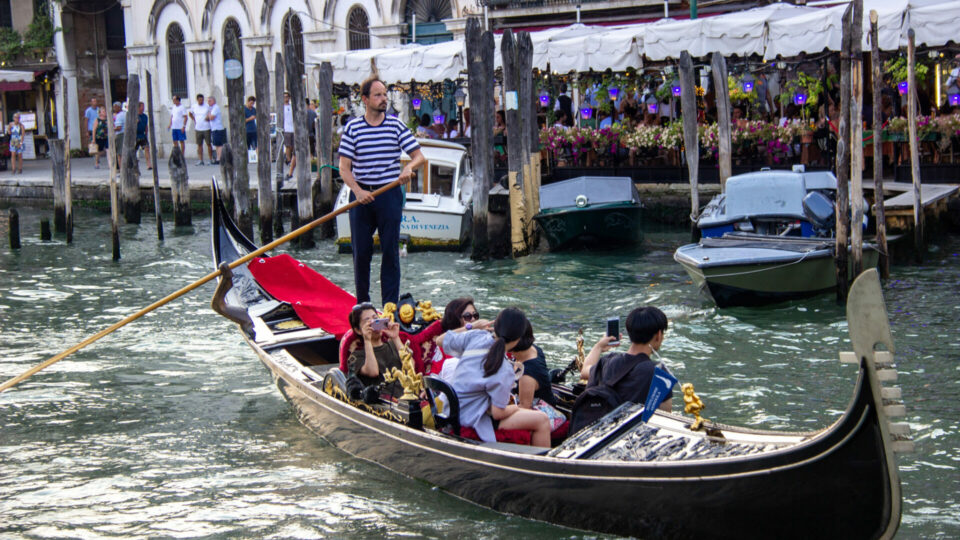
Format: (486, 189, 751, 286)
(113, 102, 126, 169)
(306, 98, 317, 157)
(84, 97, 98, 149)
(168, 94, 188, 154)
(94, 107, 108, 169)
(189, 93, 211, 165)
(245, 96, 257, 150)
(206, 95, 225, 164)
(7, 112, 25, 174)
(338, 77, 425, 305)
(282, 91, 295, 179)
(135, 102, 153, 170)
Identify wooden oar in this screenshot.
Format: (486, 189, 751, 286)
(0, 178, 403, 393)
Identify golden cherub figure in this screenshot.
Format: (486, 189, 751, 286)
(398, 303, 416, 324)
(575, 327, 586, 373)
(382, 302, 397, 323)
(383, 341, 422, 401)
(682, 382, 706, 431)
(416, 300, 440, 322)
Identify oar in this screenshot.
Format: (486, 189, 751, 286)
(0, 178, 403, 393)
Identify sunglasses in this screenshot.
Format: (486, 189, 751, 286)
(461, 311, 480, 322)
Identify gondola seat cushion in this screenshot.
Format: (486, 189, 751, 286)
(247, 254, 356, 339)
(339, 329, 359, 374)
(459, 426, 533, 445)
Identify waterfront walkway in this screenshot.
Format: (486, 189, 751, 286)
(0, 154, 304, 204)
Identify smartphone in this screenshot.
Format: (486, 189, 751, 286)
(606, 317, 620, 346)
(372, 318, 390, 331)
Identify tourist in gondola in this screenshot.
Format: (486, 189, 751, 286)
(345, 302, 404, 399)
(433, 297, 491, 379)
(511, 321, 566, 433)
(438, 307, 551, 447)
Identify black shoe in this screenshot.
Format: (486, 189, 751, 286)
(211, 160, 220, 165)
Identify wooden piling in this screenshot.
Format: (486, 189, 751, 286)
(219, 142, 235, 210)
(285, 13, 313, 250)
(8, 209, 19, 249)
(906, 29, 924, 263)
(50, 140, 68, 232)
(467, 18, 494, 260)
(224, 30, 252, 238)
(168, 146, 191, 226)
(711, 53, 732, 191)
(835, 4, 853, 302)
(870, 10, 889, 278)
(679, 51, 700, 241)
(517, 32, 537, 245)
(501, 30, 527, 258)
(61, 75, 73, 243)
(145, 70, 164, 241)
(254, 51, 273, 244)
(316, 61, 335, 239)
(40, 218, 51, 241)
(120, 74, 141, 224)
(274, 52, 286, 239)
(101, 60, 120, 260)
(850, 0, 864, 278)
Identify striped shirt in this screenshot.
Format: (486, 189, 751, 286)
(338, 115, 420, 185)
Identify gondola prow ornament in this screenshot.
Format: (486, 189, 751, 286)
(682, 383, 706, 431)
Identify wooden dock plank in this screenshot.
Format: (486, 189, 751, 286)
(867, 182, 958, 212)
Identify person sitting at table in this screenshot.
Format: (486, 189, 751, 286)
(346, 302, 404, 399)
(437, 307, 551, 447)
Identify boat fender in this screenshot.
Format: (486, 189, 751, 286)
(575, 194, 589, 208)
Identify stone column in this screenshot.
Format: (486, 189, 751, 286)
(53, 5, 81, 149)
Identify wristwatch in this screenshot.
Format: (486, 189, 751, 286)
(465, 323, 473, 330)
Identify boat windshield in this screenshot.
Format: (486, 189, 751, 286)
(431, 163, 455, 196)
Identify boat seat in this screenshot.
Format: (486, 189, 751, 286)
(339, 321, 444, 375)
(338, 329, 359, 374)
(423, 376, 534, 446)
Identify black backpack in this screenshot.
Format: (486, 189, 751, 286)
(570, 353, 635, 435)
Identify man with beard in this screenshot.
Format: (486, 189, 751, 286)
(337, 78, 425, 305)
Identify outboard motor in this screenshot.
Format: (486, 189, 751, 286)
(802, 191, 835, 234)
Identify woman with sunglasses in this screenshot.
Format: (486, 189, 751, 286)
(437, 307, 551, 447)
(346, 302, 404, 398)
(432, 297, 490, 379)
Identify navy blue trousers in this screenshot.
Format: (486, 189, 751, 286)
(348, 185, 402, 305)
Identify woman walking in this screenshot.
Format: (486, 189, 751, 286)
(94, 107, 109, 169)
(7, 112, 24, 174)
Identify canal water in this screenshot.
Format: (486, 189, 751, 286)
(1, 207, 957, 538)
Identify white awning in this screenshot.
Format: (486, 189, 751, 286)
(0, 70, 34, 83)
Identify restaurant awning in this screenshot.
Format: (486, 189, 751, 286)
(0, 69, 35, 91)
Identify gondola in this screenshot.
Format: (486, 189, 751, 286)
(210, 183, 912, 539)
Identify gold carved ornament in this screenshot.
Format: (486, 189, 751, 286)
(398, 303, 416, 325)
(383, 341, 423, 401)
(416, 300, 440, 322)
(382, 302, 397, 323)
(682, 382, 707, 431)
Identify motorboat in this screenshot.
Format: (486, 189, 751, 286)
(675, 167, 878, 307)
(334, 139, 473, 252)
(534, 176, 643, 250)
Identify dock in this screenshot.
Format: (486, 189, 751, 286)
(869, 182, 960, 232)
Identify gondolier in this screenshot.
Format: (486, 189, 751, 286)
(338, 77, 425, 305)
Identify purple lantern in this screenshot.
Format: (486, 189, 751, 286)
(793, 92, 807, 106)
(897, 81, 908, 95)
(741, 73, 755, 93)
(412, 97, 422, 110)
(580, 107, 593, 119)
(539, 93, 550, 106)
(608, 87, 619, 101)
(647, 102, 658, 114)
(672, 85, 682, 97)
(948, 87, 960, 106)
(433, 113, 445, 124)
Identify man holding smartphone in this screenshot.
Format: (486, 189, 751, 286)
(571, 307, 673, 434)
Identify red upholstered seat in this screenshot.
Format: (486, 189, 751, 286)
(551, 420, 570, 441)
(458, 426, 533, 446)
(339, 329, 359, 373)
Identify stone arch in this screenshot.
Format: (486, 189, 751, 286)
(202, 0, 255, 36)
(261, 0, 318, 30)
(347, 5, 370, 51)
(148, 0, 197, 38)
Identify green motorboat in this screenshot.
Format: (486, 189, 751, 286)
(534, 176, 643, 250)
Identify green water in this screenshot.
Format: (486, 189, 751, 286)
(1, 207, 957, 538)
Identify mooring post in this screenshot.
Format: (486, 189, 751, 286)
(220, 142, 236, 212)
(835, 4, 853, 302)
(467, 18, 494, 260)
(168, 146, 190, 226)
(850, 0, 864, 278)
(501, 30, 527, 258)
(906, 28, 924, 263)
(8, 209, 19, 249)
(224, 31, 252, 238)
(870, 10, 889, 278)
(711, 53, 732, 191)
(101, 60, 120, 260)
(316, 61, 335, 239)
(51, 139, 67, 232)
(61, 75, 73, 243)
(274, 52, 286, 239)
(285, 13, 313, 250)
(121, 74, 141, 224)
(145, 70, 164, 241)
(254, 51, 274, 244)
(517, 32, 537, 246)
(40, 218, 51, 241)
(679, 51, 700, 242)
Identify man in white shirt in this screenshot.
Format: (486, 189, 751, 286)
(282, 91, 295, 180)
(189, 93, 211, 166)
(168, 95, 188, 154)
(206, 95, 225, 165)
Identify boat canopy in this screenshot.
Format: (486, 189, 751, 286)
(539, 176, 637, 211)
(715, 170, 837, 223)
